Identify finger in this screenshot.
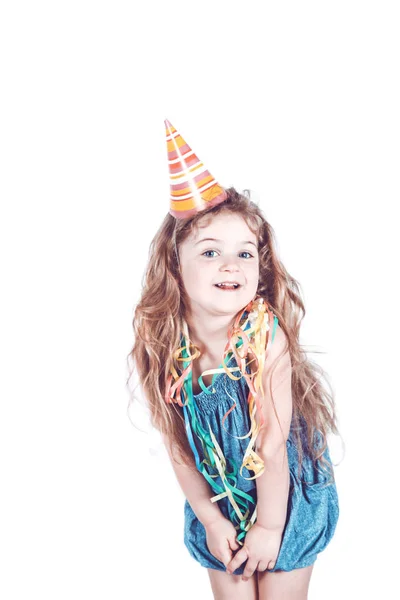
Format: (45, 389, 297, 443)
(226, 547, 249, 574)
(220, 549, 233, 568)
(257, 561, 269, 572)
(267, 560, 276, 570)
(242, 560, 258, 582)
(228, 536, 240, 552)
(220, 540, 234, 567)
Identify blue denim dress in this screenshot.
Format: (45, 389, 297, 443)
(183, 354, 340, 574)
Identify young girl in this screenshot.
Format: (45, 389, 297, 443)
(127, 119, 340, 599)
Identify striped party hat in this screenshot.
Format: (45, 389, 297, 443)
(165, 118, 228, 219)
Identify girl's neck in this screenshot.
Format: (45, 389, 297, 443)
(187, 315, 235, 360)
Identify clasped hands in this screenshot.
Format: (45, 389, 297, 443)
(204, 516, 283, 582)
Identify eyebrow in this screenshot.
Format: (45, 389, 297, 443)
(194, 237, 257, 248)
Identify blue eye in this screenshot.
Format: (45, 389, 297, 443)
(202, 250, 254, 259)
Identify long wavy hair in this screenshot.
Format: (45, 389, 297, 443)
(126, 187, 341, 483)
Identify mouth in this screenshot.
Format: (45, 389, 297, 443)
(214, 283, 241, 291)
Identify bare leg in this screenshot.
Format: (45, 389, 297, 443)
(207, 568, 258, 600)
(257, 564, 314, 600)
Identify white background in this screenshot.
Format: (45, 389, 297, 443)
(1, 1, 399, 598)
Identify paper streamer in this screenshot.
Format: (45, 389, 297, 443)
(165, 297, 279, 540)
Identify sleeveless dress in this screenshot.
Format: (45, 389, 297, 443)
(182, 345, 340, 574)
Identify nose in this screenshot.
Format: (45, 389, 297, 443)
(219, 255, 240, 272)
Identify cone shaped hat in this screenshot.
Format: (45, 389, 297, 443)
(165, 119, 228, 219)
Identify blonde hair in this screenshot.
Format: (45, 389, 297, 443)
(126, 187, 341, 483)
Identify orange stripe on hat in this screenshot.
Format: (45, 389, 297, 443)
(165, 118, 227, 219)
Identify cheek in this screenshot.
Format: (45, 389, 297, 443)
(191, 265, 213, 287)
(181, 262, 208, 288)
(245, 262, 260, 279)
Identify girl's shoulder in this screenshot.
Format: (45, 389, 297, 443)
(265, 316, 290, 366)
(262, 303, 280, 346)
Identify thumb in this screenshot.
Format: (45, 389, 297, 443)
(221, 548, 233, 568)
(228, 536, 241, 552)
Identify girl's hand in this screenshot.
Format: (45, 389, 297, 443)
(226, 523, 283, 581)
(204, 516, 241, 568)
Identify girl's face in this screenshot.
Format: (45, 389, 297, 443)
(178, 212, 260, 318)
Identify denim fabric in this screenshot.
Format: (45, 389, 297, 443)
(183, 359, 340, 574)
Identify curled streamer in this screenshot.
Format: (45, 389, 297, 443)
(164, 296, 279, 539)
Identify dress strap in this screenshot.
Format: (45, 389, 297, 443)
(271, 314, 279, 343)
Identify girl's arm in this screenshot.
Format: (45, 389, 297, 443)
(225, 326, 293, 576)
(255, 325, 293, 531)
(162, 433, 224, 527)
(255, 446, 290, 531)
